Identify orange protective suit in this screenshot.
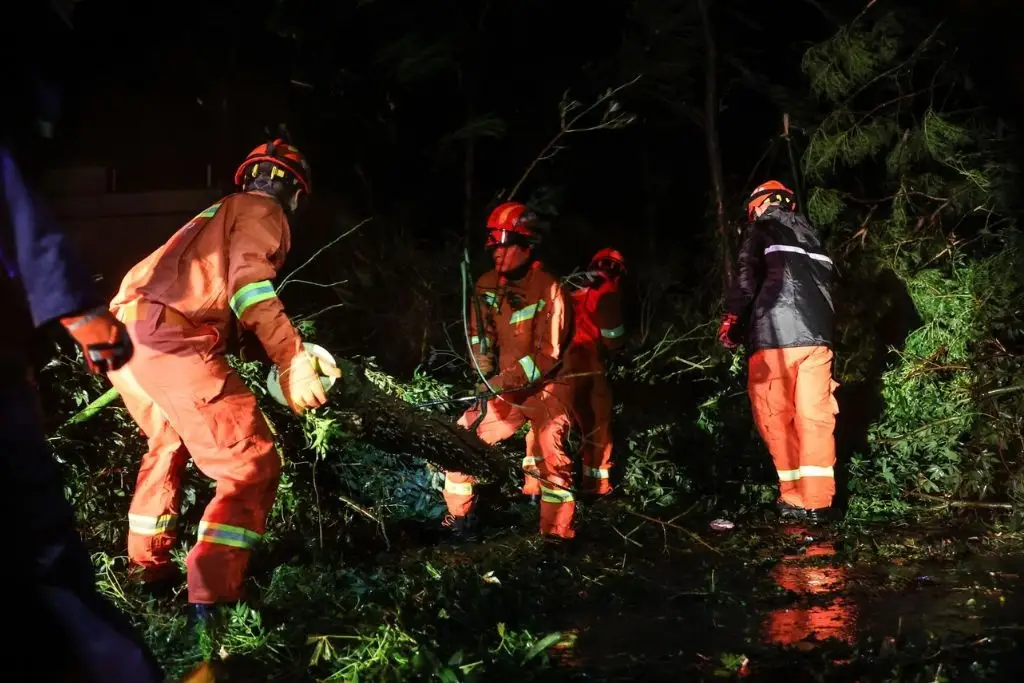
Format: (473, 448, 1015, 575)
(747, 346, 839, 510)
(107, 192, 306, 604)
(523, 276, 624, 496)
(444, 261, 576, 538)
(763, 539, 857, 646)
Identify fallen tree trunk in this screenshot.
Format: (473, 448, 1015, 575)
(322, 358, 510, 479)
(61, 357, 511, 480)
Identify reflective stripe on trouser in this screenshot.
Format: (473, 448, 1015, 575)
(108, 306, 281, 604)
(747, 345, 839, 510)
(576, 360, 614, 494)
(522, 430, 541, 496)
(445, 382, 576, 538)
(565, 344, 614, 494)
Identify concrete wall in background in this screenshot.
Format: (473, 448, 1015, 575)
(45, 166, 223, 298)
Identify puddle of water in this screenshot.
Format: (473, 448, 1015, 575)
(546, 520, 1024, 680)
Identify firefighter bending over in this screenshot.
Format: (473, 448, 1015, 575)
(107, 140, 341, 623)
(524, 248, 627, 499)
(443, 201, 576, 542)
(718, 180, 839, 524)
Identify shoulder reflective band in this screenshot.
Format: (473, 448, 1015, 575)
(600, 325, 625, 339)
(230, 280, 277, 318)
(764, 244, 833, 265)
(509, 299, 546, 325)
(191, 202, 222, 221)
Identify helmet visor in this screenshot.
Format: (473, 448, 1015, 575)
(593, 258, 625, 278)
(486, 229, 531, 248)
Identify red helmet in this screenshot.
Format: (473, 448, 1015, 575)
(234, 139, 312, 195)
(746, 180, 795, 221)
(485, 201, 540, 247)
(589, 248, 626, 277)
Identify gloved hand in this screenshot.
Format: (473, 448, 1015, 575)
(475, 373, 504, 395)
(278, 350, 342, 415)
(59, 306, 134, 374)
(717, 313, 740, 350)
(473, 351, 495, 375)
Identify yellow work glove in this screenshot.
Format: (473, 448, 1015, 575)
(278, 350, 342, 415)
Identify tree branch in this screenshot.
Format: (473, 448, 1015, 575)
(279, 218, 370, 293)
(505, 75, 642, 200)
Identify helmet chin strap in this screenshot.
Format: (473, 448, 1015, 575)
(495, 252, 535, 281)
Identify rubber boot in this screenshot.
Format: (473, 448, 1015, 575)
(776, 500, 807, 523)
(804, 507, 832, 525)
(439, 513, 479, 543)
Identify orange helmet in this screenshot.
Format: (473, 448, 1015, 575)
(234, 139, 312, 195)
(485, 201, 540, 247)
(746, 180, 795, 221)
(589, 247, 626, 278)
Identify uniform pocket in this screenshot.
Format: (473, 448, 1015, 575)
(192, 362, 266, 448)
(828, 378, 840, 416)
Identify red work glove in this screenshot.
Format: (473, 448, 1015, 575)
(278, 349, 342, 415)
(59, 306, 134, 374)
(717, 313, 740, 350)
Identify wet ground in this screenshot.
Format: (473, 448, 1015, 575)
(427, 502, 1024, 682)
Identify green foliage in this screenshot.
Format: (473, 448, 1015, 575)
(44, 350, 571, 681)
(798, 10, 1024, 519)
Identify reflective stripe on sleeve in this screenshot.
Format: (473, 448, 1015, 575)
(229, 280, 277, 317)
(518, 355, 541, 382)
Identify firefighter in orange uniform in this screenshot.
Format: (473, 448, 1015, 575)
(442, 201, 576, 542)
(718, 180, 838, 524)
(523, 248, 626, 499)
(107, 140, 340, 621)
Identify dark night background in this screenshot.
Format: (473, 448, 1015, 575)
(30, 0, 1012, 376)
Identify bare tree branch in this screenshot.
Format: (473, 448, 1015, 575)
(505, 75, 642, 200)
(279, 218, 371, 292)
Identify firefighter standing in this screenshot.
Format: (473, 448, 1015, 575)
(442, 201, 577, 542)
(718, 180, 839, 524)
(523, 248, 626, 498)
(1, 6, 166, 675)
(107, 140, 341, 620)
(1, 154, 164, 680)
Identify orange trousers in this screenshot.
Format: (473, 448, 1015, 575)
(763, 540, 857, 646)
(747, 345, 839, 510)
(108, 302, 281, 604)
(443, 382, 575, 538)
(523, 346, 613, 495)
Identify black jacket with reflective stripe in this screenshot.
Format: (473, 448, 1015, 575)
(724, 207, 834, 350)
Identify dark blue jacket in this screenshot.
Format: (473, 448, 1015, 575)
(724, 206, 835, 351)
(1, 145, 99, 371)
